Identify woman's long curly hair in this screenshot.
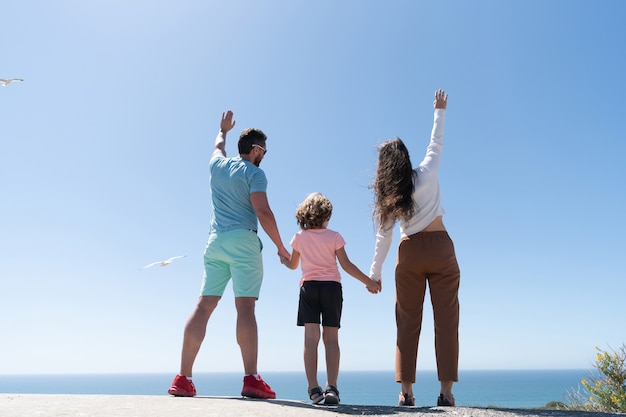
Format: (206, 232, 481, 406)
(371, 138, 416, 228)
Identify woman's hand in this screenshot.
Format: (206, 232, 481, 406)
(434, 89, 448, 109)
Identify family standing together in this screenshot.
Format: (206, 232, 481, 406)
(167, 89, 460, 407)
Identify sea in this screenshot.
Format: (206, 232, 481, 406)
(0, 370, 593, 409)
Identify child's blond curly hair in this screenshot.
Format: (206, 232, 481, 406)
(295, 192, 333, 230)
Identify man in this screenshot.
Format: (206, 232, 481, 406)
(168, 110, 291, 399)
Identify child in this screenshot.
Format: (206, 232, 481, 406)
(282, 192, 380, 405)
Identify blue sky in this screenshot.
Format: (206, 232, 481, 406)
(1, 0, 625, 375)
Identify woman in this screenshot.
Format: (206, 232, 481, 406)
(370, 89, 460, 407)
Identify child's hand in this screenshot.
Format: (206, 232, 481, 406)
(281, 249, 299, 270)
(366, 279, 381, 294)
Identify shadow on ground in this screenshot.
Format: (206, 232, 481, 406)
(196, 396, 624, 417)
(198, 396, 448, 415)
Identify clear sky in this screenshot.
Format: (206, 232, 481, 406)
(2, 0, 625, 375)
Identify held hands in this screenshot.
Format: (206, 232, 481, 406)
(434, 89, 448, 110)
(365, 278, 382, 294)
(220, 110, 236, 133)
(277, 247, 291, 265)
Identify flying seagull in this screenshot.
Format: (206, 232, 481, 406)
(0, 78, 24, 87)
(142, 255, 187, 269)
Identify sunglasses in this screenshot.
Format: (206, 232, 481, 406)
(252, 144, 267, 155)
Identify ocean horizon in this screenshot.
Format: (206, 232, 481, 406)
(0, 369, 593, 409)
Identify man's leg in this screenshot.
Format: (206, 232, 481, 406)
(236, 296, 276, 399)
(235, 296, 258, 374)
(180, 295, 220, 376)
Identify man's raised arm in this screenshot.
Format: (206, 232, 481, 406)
(212, 110, 236, 159)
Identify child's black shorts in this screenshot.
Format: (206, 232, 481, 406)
(297, 280, 343, 328)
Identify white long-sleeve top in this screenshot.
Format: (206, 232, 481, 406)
(369, 108, 447, 282)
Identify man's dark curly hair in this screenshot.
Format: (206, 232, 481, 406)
(238, 128, 267, 154)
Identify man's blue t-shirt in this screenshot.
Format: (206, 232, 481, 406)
(208, 156, 267, 232)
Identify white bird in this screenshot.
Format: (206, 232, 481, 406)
(0, 78, 24, 87)
(142, 255, 186, 269)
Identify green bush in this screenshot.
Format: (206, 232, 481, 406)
(543, 401, 567, 410)
(569, 344, 626, 413)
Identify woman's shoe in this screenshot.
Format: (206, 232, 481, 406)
(437, 394, 455, 406)
(398, 392, 415, 406)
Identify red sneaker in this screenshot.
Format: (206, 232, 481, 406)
(241, 374, 276, 399)
(168, 374, 196, 397)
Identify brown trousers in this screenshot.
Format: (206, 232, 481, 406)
(395, 230, 460, 383)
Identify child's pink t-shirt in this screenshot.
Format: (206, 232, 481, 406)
(290, 228, 346, 283)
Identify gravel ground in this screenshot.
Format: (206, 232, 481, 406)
(1, 394, 623, 417)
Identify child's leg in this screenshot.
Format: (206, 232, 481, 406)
(304, 323, 321, 390)
(322, 326, 339, 388)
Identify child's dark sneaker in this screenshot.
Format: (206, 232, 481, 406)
(324, 385, 340, 405)
(308, 386, 325, 404)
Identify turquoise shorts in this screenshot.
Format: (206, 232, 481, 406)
(200, 229, 264, 298)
